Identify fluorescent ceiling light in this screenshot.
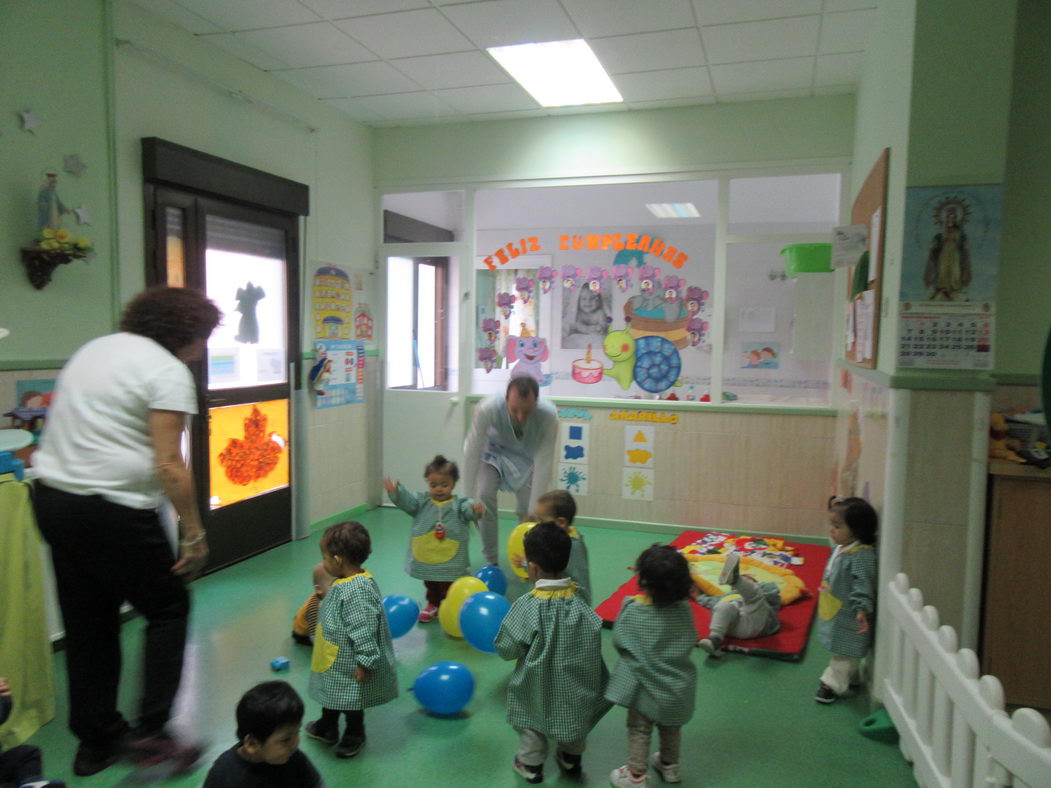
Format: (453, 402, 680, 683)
(646, 203, 700, 219)
(487, 39, 622, 108)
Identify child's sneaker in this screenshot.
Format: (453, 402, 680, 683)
(718, 551, 740, 585)
(419, 603, 438, 623)
(610, 765, 648, 787)
(555, 749, 582, 776)
(335, 734, 365, 758)
(649, 752, 681, 783)
(815, 682, 837, 704)
(304, 720, 338, 745)
(697, 636, 722, 657)
(513, 758, 543, 784)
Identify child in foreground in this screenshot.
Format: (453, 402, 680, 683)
(816, 496, 878, 703)
(305, 522, 398, 757)
(494, 521, 611, 784)
(606, 545, 697, 787)
(383, 454, 484, 622)
(533, 489, 592, 604)
(203, 681, 324, 787)
(0, 677, 66, 788)
(696, 551, 782, 657)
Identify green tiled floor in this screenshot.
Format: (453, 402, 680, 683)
(26, 509, 914, 786)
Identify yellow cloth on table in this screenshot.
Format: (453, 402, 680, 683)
(0, 477, 55, 748)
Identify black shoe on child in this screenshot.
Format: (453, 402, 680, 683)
(555, 749, 582, 776)
(291, 631, 313, 646)
(72, 744, 119, 777)
(304, 720, 338, 746)
(335, 734, 365, 759)
(513, 758, 543, 784)
(815, 682, 838, 704)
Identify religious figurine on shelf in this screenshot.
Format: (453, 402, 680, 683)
(37, 171, 69, 232)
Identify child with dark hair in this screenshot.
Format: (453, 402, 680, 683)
(533, 490, 591, 604)
(305, 523, 397, 758)
(0, 678, 65, 788)
(816, 496, 879, 704)
(494, 522, 610, 784)
(202, 681, 324, 787)
(384, 455, 485, 622)
(606, 545, 697, 787)
(291, 562, 335, 646)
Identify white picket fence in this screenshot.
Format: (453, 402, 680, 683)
(882, 573, 1051, 787)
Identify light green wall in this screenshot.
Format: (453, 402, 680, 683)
(0, 0, 116, 362)
(997, 0, 1051, 375)
(372, 94, 856, 185)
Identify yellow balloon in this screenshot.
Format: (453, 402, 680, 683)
(438, 575, 488, 638)
(507, 521, 538, 579)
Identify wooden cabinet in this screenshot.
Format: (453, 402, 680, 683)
(982, 461, 1051, 709)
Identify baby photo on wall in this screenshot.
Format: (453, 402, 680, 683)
(561, 272, 612, 349)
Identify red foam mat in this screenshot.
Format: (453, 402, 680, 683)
(595, 530, 830, 661)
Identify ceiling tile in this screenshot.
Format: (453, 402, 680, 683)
(561, 0, 695, 38)
(238, 23, 376, 68)
(717, 88, 811, 103)
(321, 97, 386, 121)
(814, 52, 862, 86)
(271, 61, 422, 98)
(434, 83, 539, 113)
(823, 0, 877, 11)
(332, 92, 460, 120)
(441, 0, 579, 49)
(589, 29, 706, 74)
(467, 108, 548, 122)
(333, 9, 474, 58)
(199, 33, 293, 70)
(614, 67, 713, 101)
(702, 16, 820, 64)
(389, 51, 509, 90)
(133, 0, 224, 33)
(171, 0, 321, 31)
(693, 0, 821, 26)
(709, 57, 814, 93)
(301, 0, 430, 18)
(819, 9, 876, 54)
(627, 95, 716, 110)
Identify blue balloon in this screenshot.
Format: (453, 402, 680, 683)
(475, 564, 508, 596)
(459, 591, 511, 653)
(383, 595, 419, 639)
(412, 661, 475, 715)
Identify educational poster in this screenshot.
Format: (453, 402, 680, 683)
(740, 342, 780, 369)
(622, 467, 655, 501)
(14, 379, 55, 410)
(310, 339, 365, 408)
(208, 399, 289, 509)
(558, 463, 589, 495)
(897, 184, 1001, 369)
(559, 422, 590, 463)
(845, 149, 889, 369)
(312, 264, 353, 340)
(561, 274, 612, 349)
(623, 425, 655, 468)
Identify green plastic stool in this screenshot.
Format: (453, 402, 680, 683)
(859, 708, 899, 743)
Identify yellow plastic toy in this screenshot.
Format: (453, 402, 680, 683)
(438, 575, 488, 638)
(507, 521, 537, 579)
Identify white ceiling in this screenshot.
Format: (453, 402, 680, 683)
(135, 0, 875, 126)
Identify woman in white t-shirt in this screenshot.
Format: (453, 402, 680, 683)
(33, 287, 220, 778)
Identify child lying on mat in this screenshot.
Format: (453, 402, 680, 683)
(696, 552, 782, 657)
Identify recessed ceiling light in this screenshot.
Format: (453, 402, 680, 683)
(487, 39, 622, 108)
(646, 203, 700, 219)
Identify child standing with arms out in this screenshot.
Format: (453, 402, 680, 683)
(203, 681, 324, 787)
(606, 545, 697, 787)
(495, 521, 610, 784)
(533, 490, 592, 604)
(816, 496, 878, 704)
(305, 522, 397, 758)
(383, 455, 484, 622)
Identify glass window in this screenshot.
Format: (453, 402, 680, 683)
(386, 256, 451, 390)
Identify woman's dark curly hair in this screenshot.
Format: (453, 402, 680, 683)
(120, 287, 221, 355)
(636, 544, 693, 607)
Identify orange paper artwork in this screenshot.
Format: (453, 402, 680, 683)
(209, 400, 290, 509)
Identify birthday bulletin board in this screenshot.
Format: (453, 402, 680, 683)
(845, 149, 889, 369)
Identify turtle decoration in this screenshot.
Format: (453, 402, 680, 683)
(602, 329, 681, 393)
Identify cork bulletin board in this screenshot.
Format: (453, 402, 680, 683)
(845, 148, 889, 368)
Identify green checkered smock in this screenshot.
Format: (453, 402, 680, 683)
(605, 595, 697, 726)
(818, 542, 877, 658)
(388, 483, 480, 581)
(309, 571, 399, 711)
(494, 577, 611, 742)
(563, 529, 592, 605)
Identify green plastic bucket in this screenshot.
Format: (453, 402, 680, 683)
(781, 243, 833, 276)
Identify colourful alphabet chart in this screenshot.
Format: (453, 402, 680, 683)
(897, 313, 993, 369)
